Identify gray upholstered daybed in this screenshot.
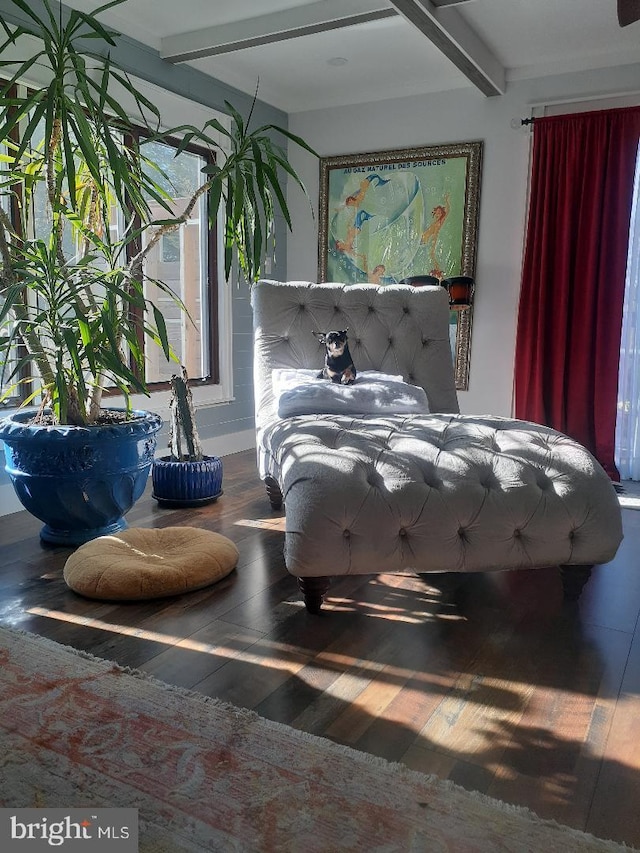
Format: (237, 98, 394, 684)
(252, 280, 623, 613)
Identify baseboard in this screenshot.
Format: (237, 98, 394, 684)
(0, 481, 25, 518)
(201, 429, 256, 458)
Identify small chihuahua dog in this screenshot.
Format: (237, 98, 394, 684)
(314, 328, 357, 385)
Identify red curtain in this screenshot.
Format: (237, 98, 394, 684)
(514, 106, 640, 479)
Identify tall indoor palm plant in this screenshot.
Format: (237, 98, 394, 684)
(0, 0, 315, 545)
(0, 0, 313, 427)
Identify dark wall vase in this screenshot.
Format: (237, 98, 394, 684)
(152, 455, 223, 507)
(441, 276, 475, 309)
(0, 409, 163, 545)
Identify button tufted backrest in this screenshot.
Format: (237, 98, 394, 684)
(251, 280, 460, 428)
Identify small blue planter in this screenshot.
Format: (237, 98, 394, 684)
(152, 455, 223, 507)
(0, 408, 163, 545)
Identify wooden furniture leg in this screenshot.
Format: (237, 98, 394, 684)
(264, 476, 283, 510)
(560, 564, 593, 601)
(297, 576, 332, 614)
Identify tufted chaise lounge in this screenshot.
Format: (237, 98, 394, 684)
(252, 280, 623, 614)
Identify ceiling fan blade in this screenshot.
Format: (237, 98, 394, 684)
(618, 0, 640, 26)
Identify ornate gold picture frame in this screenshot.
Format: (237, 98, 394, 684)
(318, 141, 483, 390)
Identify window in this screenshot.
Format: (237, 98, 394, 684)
(1, 83, 230, 407)
(0, 178, 20, 406)
(136, 136, 217, 386)
(615, 141, 640, 479)
(161, 232, 180, 263)
(0, 84, 24, 407)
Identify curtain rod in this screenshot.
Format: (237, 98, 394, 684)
(528, 89, 640, 109)
(519, 89, 640, 125)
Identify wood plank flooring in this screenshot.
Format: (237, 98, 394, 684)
(1, 449, 639, 848)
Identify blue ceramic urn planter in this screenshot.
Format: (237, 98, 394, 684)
(0, 408, 163, 545)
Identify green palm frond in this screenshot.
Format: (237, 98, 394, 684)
(0, 0, 316, 424)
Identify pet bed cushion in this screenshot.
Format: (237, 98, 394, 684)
(272, 369, 430, 418)
(63, 526, 239, 601)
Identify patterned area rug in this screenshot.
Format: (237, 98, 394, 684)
(0, 627, 633, 852)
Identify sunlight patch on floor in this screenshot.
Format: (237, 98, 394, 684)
(324, 597, 466, 624)
(25, 607, 253, 655)
(234, 517, 286, 531)
(25, 605, 478, 691)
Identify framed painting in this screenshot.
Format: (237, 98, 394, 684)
(318, 141, 483, 390)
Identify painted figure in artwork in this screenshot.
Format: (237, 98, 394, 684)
(420, 191, 451, 276)
(335, 209, 374, 272)
(370, 264, 386, 284)
(344, 173, 390, 208)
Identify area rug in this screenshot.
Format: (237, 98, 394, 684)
(0, 627, 633, 853)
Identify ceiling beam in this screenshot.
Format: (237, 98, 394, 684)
(161, 0, 397, 64)
(161, 0, 502, 98)
(388, 0, 505, 96)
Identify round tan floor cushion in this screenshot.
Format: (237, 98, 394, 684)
(63, 527, 239, 601)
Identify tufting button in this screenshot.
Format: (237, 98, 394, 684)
(368, 306, 375, 313)
(403, 306, 410, 314)
(388, 336, 394, 344)
(299, 303, 306, 311)
(343, 529, 350, 539)
(537, 473, 551, 490)
(422, 339, 429, 347)
(399, 528, 407, 537)
(513, 529, 521, 538)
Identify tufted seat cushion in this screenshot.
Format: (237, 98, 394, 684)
(261, 413, 622, 577)
(63, 527, 239, 600)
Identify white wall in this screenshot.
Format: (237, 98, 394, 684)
(286, 63, 640, 417)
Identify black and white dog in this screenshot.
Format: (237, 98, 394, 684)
(314, 329, 357, 385)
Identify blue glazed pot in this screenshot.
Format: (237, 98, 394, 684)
(152, 455, 223, 507)
(0, 408, 163, 545)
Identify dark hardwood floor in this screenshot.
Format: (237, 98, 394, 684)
(1, 449, 639, 848)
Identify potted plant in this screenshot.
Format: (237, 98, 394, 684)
(151, 366, 223, 507)
(0, 0, 314, 543)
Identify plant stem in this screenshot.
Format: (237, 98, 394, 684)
(128, 179, 213, 271)
(169, 367, 204, 462)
